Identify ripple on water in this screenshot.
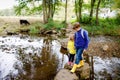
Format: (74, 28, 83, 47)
(0, 36, 68, 79)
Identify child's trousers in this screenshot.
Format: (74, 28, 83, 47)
(75, 48, 84, 64)
(69, 54, 75, 62)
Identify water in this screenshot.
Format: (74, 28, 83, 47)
(0, 35, 120, 79)
(94, 56, 120, 79)
(0, 35, 68, 80)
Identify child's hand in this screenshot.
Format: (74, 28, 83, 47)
(83, 49, 88, 55)
(83, 49, 86, 53)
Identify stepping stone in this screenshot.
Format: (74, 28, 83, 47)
(54, 69, 78, 80)
(64, 63, 90, 79)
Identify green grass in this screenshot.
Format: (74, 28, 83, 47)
(29, 19, 67, 35)
(28, 16, 120, 36)
(84, 25, 119, 36)
(80, 16, 120, 36)
(83, 22, 120, 36)
(29, 22, 44, 35)
(43, 18, 66, 30)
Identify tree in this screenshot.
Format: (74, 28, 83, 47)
(113, 0, 120, 9)
(65, 0, 68, 23)
(43, 0, 59, 23)
(96, 0, 101, 25)
(75, 0, 83, 22)
(14, 0, 42, 15)
(15, 0, 61, 23)
(89, 0, 96, 23)
(113, 0, 120, 15)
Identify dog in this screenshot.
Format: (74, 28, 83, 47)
(20, 19, 30, 25)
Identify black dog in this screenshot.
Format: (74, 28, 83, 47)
(20, 19, 30, 25)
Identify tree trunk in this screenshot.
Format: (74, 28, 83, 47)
(78, 0, 83, 22)
(43, 0, 47, 23)
(51, 1, 55, 18)
(75, 0, 79, 21)
(96, 0, 101, 25)
(65, 0, 68, 23)
(89, 0, 96, 23)
(47, 0, 51, 20)
(43, 0, 55, 23)
(74, 0, 83, 22)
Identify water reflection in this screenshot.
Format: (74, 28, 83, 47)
(1, 36, 119, 79)
(94, 56, 120, 79)
(0, 36, 68, 80)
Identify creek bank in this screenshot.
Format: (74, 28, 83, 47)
(60, 35, 120, 58)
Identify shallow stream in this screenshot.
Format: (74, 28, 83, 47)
(0, 35, 120, 79)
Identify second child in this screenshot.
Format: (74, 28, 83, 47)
(67, 35, 76, 66)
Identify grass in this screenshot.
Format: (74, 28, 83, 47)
(28, 19, 67, 35)
(43, 19, 66, 30)
(83, 25, 120, 36)
(0, 16, 120, 36)
(80, 16, 120, 36)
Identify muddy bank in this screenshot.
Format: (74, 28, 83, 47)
(60, 35, 120, 58)
(87, 36, 120, 58)
(65, 23, 120, 58)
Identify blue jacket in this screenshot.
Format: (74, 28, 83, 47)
(74, 28, 89, 50)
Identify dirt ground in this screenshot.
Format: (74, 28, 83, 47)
(87, 36, 120, 58)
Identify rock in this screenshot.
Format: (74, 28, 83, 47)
(54, 69, 78, 80)
(28, 39, 33, 42)
(103, 44, 109, 51)
(64, 63, 90, 79)
(20, 29, 30, 33)
(61, 28, 66, 36)
(52, 30, 57, 34)
(6, 31, 17, 35)
(60, 46, 68, 54)
(64, 63, 72, 70)
(40, 30, 57, 35)
(44, 30, 53, 34)
(78, 63, 90, 79)
(59, 38, 68, 49)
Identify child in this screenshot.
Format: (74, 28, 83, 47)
(67, 35, 76, 66)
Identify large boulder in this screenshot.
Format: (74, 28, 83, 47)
(64, 63, 90, 79)
(54, 69, 78, 80)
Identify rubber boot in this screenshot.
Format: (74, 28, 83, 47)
(70, 64, 77, 73)
(77, 60, 84, 68)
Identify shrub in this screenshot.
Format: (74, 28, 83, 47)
(82, 14, 89, 24)
(44, 18, 66, 30)
(29, 22, 43, 35)
(29, 26, 39, 35)
(44, 18, 55, 30)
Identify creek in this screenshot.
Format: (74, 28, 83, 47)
(0, 35, 120, 80)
